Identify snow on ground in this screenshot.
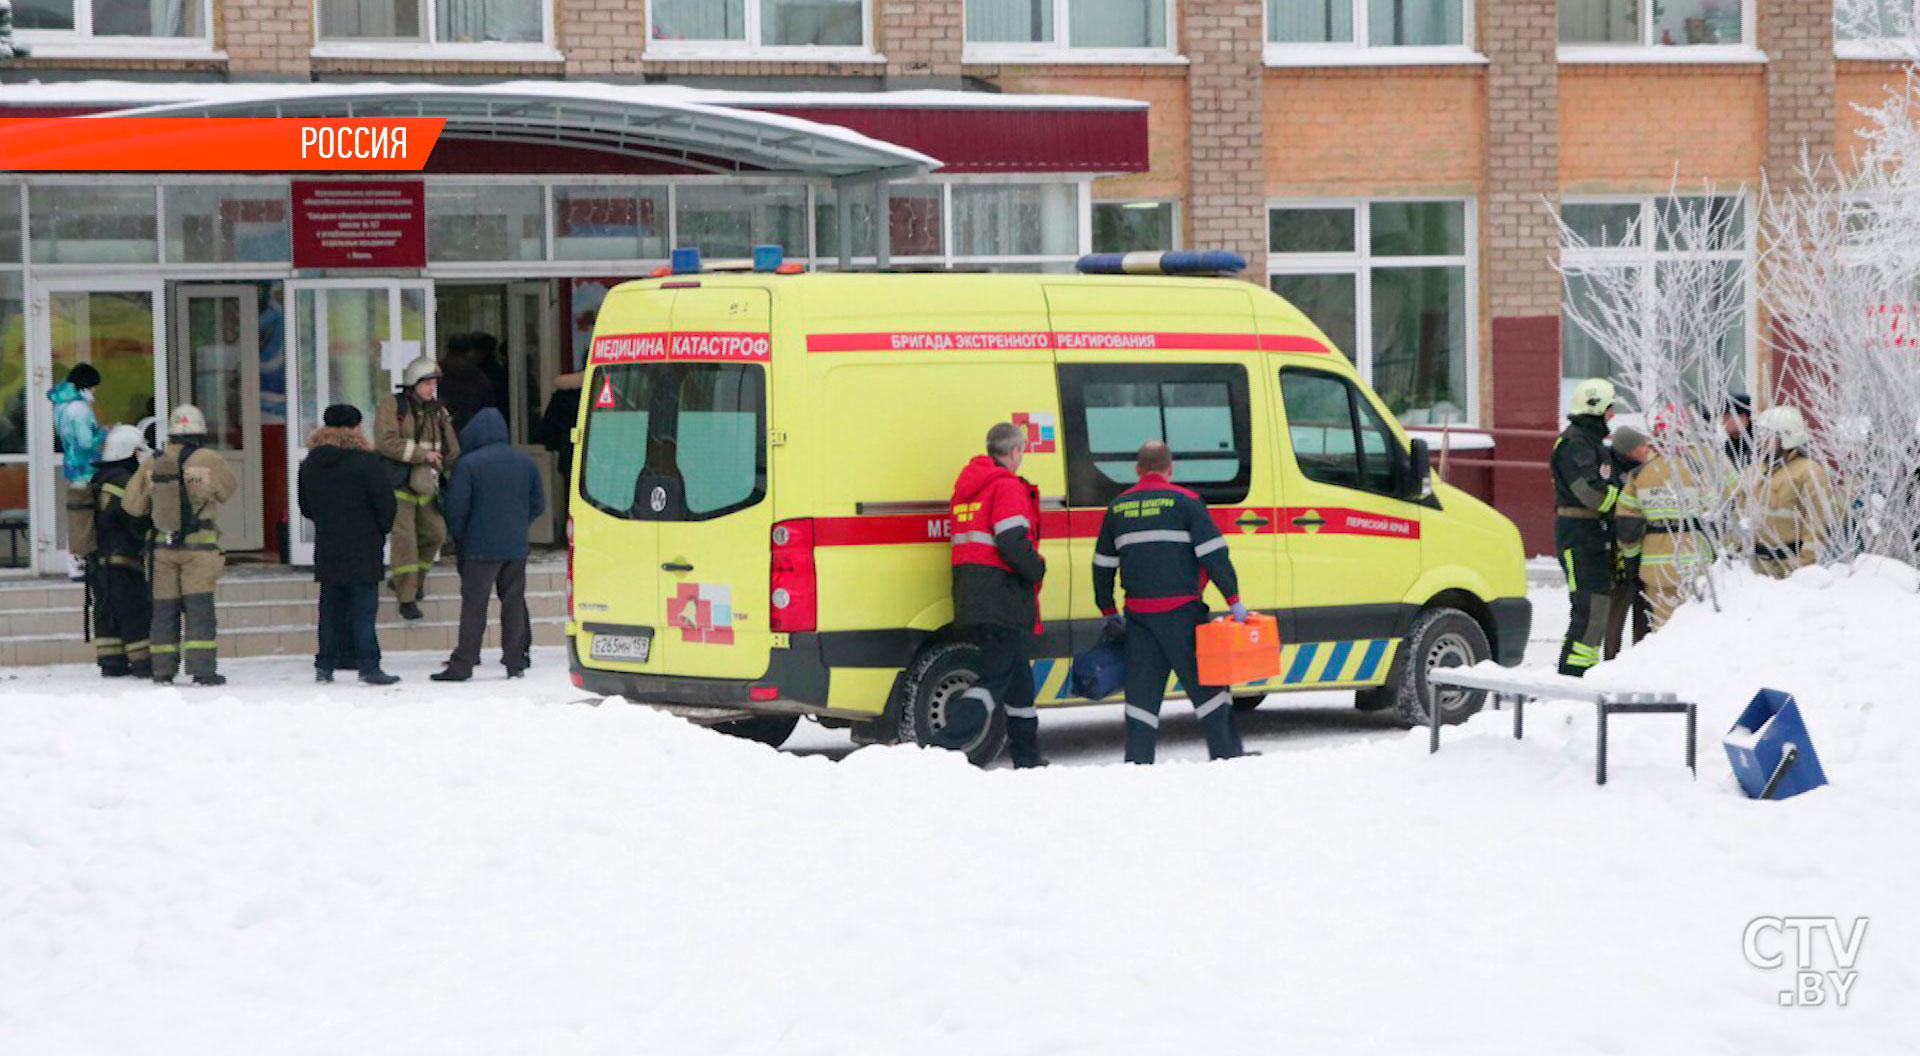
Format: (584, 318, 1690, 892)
(1, 568, 1914, 1054)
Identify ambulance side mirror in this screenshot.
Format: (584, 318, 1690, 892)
(1402, 438, 1432, 501)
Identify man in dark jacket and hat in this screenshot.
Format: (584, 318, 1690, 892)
(298, 404, 401, 686)
(433, 408, 545, 682)
(947, 422, 1049, 769)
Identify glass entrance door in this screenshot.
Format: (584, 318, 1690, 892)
(285, 280, 432, 567)
(28, 279, 167, 575)
(172, 285, 264, 552)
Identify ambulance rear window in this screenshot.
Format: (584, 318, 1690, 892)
(579, 363, 766, 521)
(1057, 363, 1252, 507)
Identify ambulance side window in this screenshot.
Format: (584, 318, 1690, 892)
(1057, 363, 1252, 507)
(1280, 368, 1402, 497)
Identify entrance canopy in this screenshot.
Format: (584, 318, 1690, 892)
(109, 82, 943, 184)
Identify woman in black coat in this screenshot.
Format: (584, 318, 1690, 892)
(297, 405, 401, 685)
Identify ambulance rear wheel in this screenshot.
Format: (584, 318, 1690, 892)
(1232, 694, 1266, 713)
(1390, 607, 1490, 729)
(713, 714, 799, 748)
(900, 641, 1007, 768)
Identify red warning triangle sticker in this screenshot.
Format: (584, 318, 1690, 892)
(594, 375, 617, 408)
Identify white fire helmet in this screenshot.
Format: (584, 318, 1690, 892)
(1754, 405, 1811, 451)
(403, 354, 443, 388)
(1567, 377, 1617, 417)
(96, 424, 150, 464)
(169, 404, 208, 436)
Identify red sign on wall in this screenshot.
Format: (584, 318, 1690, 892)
(291, 180, 425, 269)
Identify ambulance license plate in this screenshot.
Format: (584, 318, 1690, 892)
(590, 631, 652, 663)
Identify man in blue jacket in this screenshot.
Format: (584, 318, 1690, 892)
(49, 363, 103, 580)
(432, 408, 545, 682)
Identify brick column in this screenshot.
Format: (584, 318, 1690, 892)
(221, 0, 312, 78)
(1481, 0, 1561, 554)
(1762, 0, 1837, 183)
(561, 0, 648, 78)
(1183, 0, 1266, 277)
(879, 0, 963, 86)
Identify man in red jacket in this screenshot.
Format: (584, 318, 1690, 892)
(949, 422, 1049, 769)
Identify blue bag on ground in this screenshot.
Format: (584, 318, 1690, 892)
(1071, 641, 1127, 701)
(1723, 688, 1828, 800)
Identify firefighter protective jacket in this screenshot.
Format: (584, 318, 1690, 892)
(1092, 472, 1239, 616)
(1552, 414, 1620, 516)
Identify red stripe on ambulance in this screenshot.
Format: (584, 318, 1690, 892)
(804, 331, 1333, 354)
(805, 331, 1053, 353)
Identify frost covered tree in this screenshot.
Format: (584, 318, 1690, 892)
(1761, 0, 1920, 572)
(1552, 187, 1753, 609)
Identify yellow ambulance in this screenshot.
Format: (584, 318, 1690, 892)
(566, 256, 1530, 760)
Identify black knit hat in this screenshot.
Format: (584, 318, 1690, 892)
(66, 363, 102, 390)
(323, 404, 362, 429)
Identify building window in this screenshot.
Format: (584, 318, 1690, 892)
(164, 184, 291, 264)
(29, 185, 159, 265)
(648, 0, 869, 52)
(1836, 0, 1911, 53)
(1268, 200, 1475, 425)
(953, 183, 1080, 259)
(964, 0, 1175, 57)
(12, 0, 207, 40)
(553, 185, 670, 261)
(1559, 195, 1752, 404)
(318, 0, 546, 44)
(1092, 201, 1178, 254)
(1558, 0, 1749, 48)
(815, 184, 945, 260)
(811, 179, 1086, 272)
(1268, 0, 1467, 47)
(676, 184, 808, 260)
(426, 184, 545, 262)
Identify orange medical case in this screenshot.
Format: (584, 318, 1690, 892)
(1196, 613, 1283, 685)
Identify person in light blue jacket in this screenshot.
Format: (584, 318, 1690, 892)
(48, 364, 104, 579)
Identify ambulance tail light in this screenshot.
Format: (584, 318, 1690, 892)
(769, 519, 817, 633)
(565, 516, 575, 622)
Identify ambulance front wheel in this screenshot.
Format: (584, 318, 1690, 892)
(1389, 607, 1490, 729)
(899, 641, 1007, 768)
(713, 714, 800, 748)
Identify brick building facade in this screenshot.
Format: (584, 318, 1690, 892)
(1, 0, 1910, 554)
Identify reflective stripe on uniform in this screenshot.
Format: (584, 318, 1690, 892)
(394, 490, 434, 506)
(1615, 492, 1642, 513)
(390, 561, 435, 575)
(1566, 641, 1601, 668)
(1193, 691, 1231, 719)
(1124, 705, 1160, 728)
(1005, 705, 1038, 719)
(993, 515, 1030, 534)
(1193, 536, 1228, 557)
(100, 483, 125, 498)
(1561, 549, 1578, 593)
(1091, 553, 1120, 568)
(149, 644, 179, 655)
(182, 640, 217, 650)
(402, 439, 417, 463)
(949, 531, 997, 548)
(1115, 529, 1192, 548)
(1598, 485, 1621, 514)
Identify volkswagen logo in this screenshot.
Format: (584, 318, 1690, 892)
(649, 486, 668, 513)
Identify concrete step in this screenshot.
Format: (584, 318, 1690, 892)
(0, 557, 572, 668)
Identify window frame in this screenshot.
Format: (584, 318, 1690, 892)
(1056, 361, 1254, 509)
(644, 0, 881, 62)
(1091, 199, 1182, 254)
(1279, 365, 1411, 499)
(1557, 193, 1759, 408)
(1557, 0, 1763, 62)
(1265, 0, 1483, 67)
(961, 0, 1186, 65)
(11, 0, 219, 56)
(311, 0, 562, 62)
(1266, 197, 1480, 427)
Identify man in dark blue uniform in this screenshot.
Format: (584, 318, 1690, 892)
(1093, 441, 1250, 765)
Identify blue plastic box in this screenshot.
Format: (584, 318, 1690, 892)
(1723, 689, 1828, 800)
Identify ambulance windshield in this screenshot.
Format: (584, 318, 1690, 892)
(579, 363, 767, 521)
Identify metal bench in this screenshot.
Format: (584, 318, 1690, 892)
(1426, 667, 1697, 786)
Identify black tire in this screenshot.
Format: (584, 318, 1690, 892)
(1389, 607, 1492, 729)
(899, 640, 1006, 767)
(712, 714, 800, 748)
(1232, 693, 1266, 713)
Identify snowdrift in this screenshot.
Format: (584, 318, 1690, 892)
(0, 564, 1913, 1053)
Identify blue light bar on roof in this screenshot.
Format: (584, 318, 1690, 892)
(1076, 250, 1248, 276)
(670, 247, 702, 275)
(752, 244, 784, 272)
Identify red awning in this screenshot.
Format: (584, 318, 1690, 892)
(752, 104, 1148, 175)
